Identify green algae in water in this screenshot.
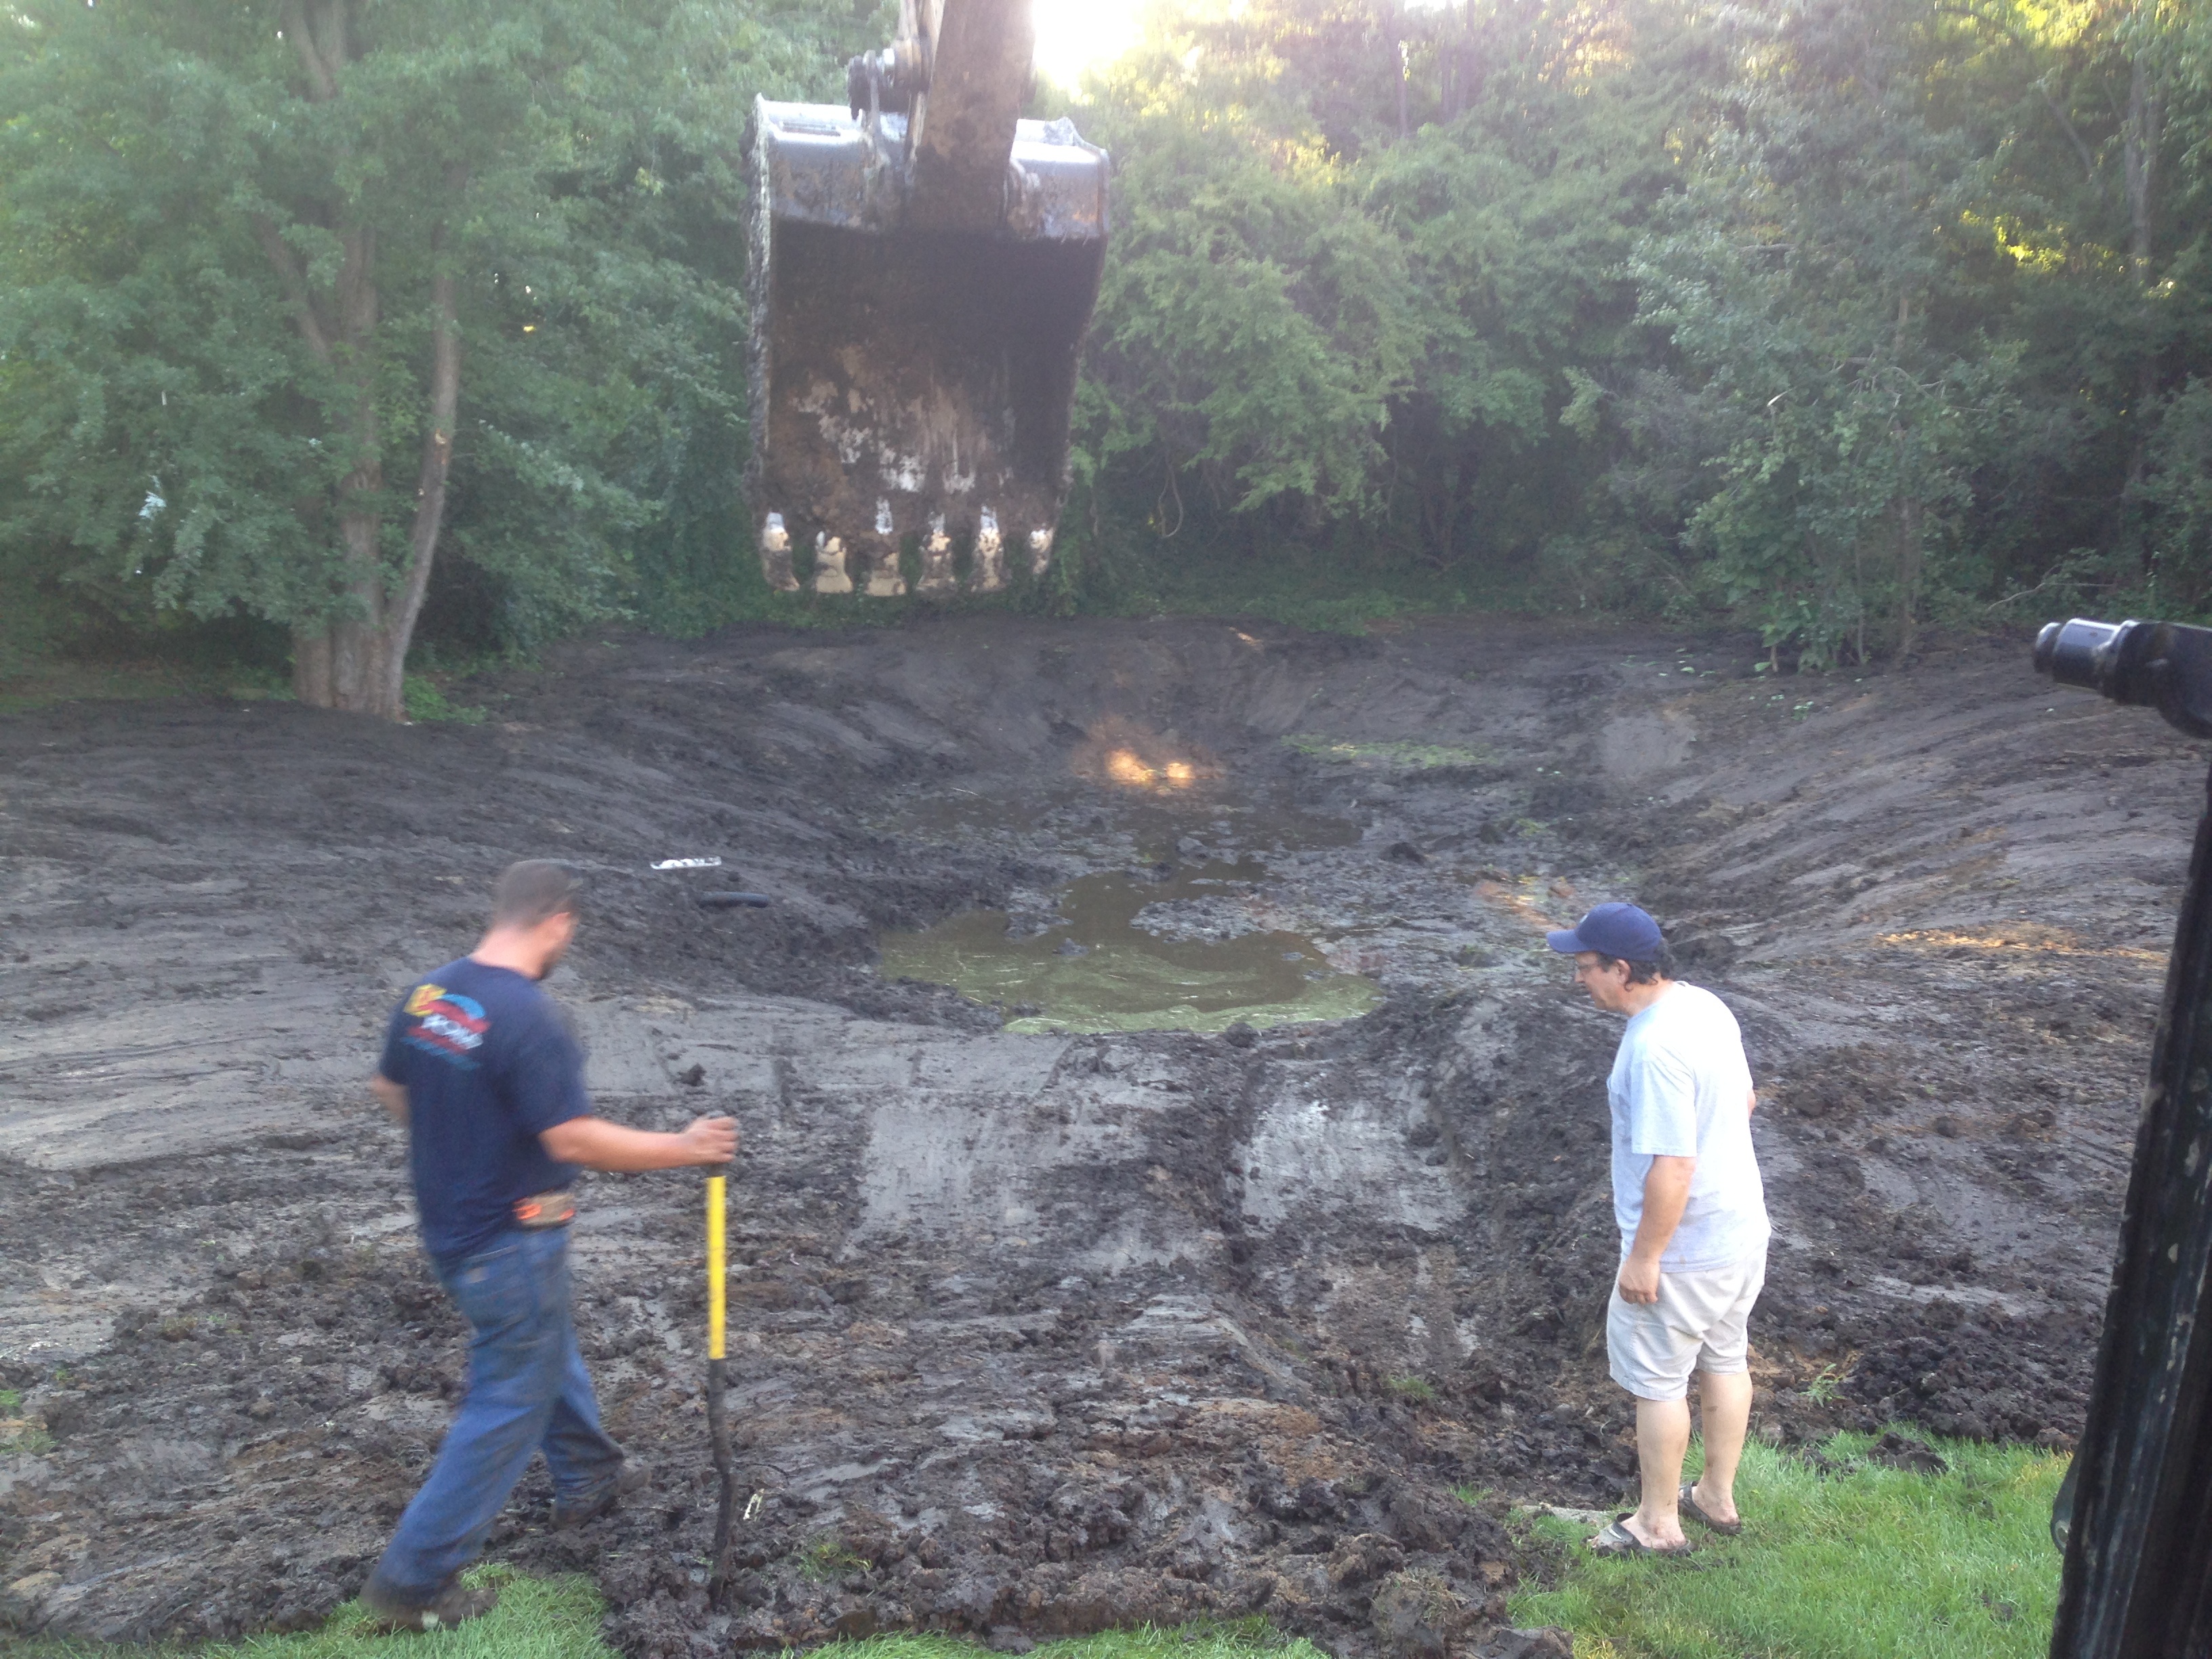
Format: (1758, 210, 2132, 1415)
(878, 861, 1380, 1034)
(1281, 735, 1495, 770)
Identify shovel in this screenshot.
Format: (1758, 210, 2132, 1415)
(705, 1174, 737, 1593)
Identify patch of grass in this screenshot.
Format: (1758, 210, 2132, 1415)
(1387, 1374, 1437, 1404)
(0, 609, 297, 716)
(6, 1586, 1319, 1659)
(0, 1387, 54, 1454)
(0, 659, 281, 716)
(1, 1421, 56, 1454)
(796, 1530, 870, 1582)
(402, 674, 488, 724)
(0, 1435, 2060, 1659)
(823, 1622, 1322, 1659)
(1281, 735, 1495, 770)
(3, 1566, 613, 1659)
(1511, 1431, 2066, 1658)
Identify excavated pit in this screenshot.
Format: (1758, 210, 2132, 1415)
(0, 616, 2191, 1652)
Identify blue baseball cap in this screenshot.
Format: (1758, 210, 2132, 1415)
(1546, 901, 1665, 963)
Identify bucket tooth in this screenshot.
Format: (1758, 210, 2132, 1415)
(918, 514, 958, 594)
(1027, 526, 1054, 578)
(863, 498, 907, 596)
(971, 508, 1006, 592)
(759, 513, 800, 592)
(813, 533, 854, 595)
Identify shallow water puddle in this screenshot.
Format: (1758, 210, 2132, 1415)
(879, 856, 1380, 1033)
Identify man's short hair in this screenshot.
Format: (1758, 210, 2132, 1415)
(492, 860, 580, 928)
(1595, 941, 1677, 986)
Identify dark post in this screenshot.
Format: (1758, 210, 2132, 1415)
(2039, 619, 2212, 1657)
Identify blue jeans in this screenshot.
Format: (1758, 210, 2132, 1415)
(365, 1227, 623, 1599)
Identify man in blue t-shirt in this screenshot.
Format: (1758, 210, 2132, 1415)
(359, 861, 737, 1633)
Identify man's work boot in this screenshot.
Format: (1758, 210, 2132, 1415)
(360, 1574, 500, 1634)
(553, 1458, 647, 1529)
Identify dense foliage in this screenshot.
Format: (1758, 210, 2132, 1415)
(3, 0, 2211, 692)
(1061, 0, 2212, 664)
(0, 0, 884, 699)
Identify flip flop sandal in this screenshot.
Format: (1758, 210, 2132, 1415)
(1679, 1483, 1743, 1536)
(1588, 1516, 1694, 1557)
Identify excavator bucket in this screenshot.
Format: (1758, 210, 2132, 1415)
(746, 0, 1109, 597)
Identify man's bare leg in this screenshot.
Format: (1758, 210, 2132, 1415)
(1591, 1395, 1692, 1549)
(1689, 1368, 1753, 1525)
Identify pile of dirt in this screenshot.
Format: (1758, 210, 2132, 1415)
(0, 617, 2192, 1652)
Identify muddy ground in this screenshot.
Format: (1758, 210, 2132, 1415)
(0, 615, 2197, 1654)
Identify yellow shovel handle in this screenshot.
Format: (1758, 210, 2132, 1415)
(706, 1174, 726, 1361)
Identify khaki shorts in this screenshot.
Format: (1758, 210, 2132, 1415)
(1606, 1251, 1767, 1401)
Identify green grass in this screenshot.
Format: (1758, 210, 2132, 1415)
(0, 658, 293, 716)
(851, 1624, 1322, 1659)
(1802, 1365, 1845, 1406)
(0, 1386, 56, 1454)
(402, 674, 489, 724)
(1510, 1432, 2068, 1659)
(7, 1568, 615, 1659)
(796, 1531, 871, 1582)
(1280, 734, 1495, 770)
(0, 651, 492, 724)
(7, 1589, 1319, 1659)
(1, 1422, 56, 1454)
(7, 1437, 2066, 1659)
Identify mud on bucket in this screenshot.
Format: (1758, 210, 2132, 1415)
(746, 20, 1107, 602)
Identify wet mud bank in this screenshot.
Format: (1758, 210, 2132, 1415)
(0, 617, 2193, 1652)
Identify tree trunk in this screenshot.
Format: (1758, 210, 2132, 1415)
(1892, 290, 1921, 659)
(1896, 493, 1922, 660)
(380, 176, 468, 712)
(1388, 0, 1409, 140)
(2123, 37, 2163, 558)
(267, 1, 464, 721)
(2124, 45, 2161, 287)
(264, 208, 390, 713)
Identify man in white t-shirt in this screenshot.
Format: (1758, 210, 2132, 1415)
(1547, 901, 1769, 1555)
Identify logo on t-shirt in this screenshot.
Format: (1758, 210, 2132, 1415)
(403, 982, 489, 1068)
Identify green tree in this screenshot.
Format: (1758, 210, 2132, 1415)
(1063, 0, 1694, 587)
(0, 0, 872, 715)
(1622, 0, 2024, 663)
(1989, 0, 2212, 605)
(1361, 0, 1719, 577)
(1058, 0, 2212, 647)
(1069, 1, 1420, 548)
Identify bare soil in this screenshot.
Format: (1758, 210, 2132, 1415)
(0, 616, 2194, 1654)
